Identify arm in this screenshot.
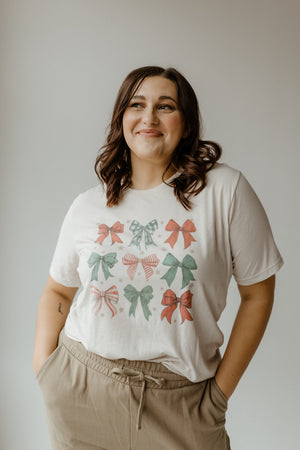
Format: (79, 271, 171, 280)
(33, 275, 78, 375)
(214, 274, 275, 399)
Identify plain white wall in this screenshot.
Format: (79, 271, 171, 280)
(1, 0, 299, 449)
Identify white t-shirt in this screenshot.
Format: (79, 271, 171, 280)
(50, 163, 283, 382)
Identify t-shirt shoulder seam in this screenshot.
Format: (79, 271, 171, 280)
(228, 170, 242, 224)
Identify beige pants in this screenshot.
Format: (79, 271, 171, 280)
(36, 328, 230, 450)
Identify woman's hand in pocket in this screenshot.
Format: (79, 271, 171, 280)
(214, 374, 230, 401)
(33, 350, 55, 376)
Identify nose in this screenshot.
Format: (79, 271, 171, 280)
(142, 107, 159, 126)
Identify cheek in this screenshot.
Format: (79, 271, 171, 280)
(122, 111, 137, 136)
(122, 115, 129, 138)
(165, 115, 185, 138)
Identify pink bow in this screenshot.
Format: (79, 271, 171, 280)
(90, 285, 119, 317)
(122, 254, 160, 281)
(164, 219, 196, 249)
(161, 289, 193, 324)
(96, 222, 124, 245)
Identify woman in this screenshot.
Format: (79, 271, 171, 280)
(33, 66, 283, 450)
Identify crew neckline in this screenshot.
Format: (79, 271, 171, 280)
(127, 171, 180, 193)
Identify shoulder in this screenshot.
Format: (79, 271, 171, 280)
(206, 162, 241, 189)
(200, 162, 242, 202)
(69, 183, 106, 212)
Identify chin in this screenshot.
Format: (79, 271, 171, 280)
(136, 150, 167, 161)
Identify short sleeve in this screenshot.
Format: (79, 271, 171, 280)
(229, 172, 284, 285)
(49, 199, 81, 287)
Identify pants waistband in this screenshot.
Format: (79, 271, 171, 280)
(59, 328, 196, 388)
(59, 328, 199, 430)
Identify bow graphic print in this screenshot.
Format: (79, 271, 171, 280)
(90, 285, 119, 317)
(161, 289, 193, 324)
(129, 219, 158, 250)
(95, 221, 124, 245)
(122, 253, 160, 281)
(123, 284, 153, 320)
(164, 219, 196, 249)
(87, 252, 118, 281)
(161, 253, 197, 288)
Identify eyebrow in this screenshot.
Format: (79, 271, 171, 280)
(131, 95, 178, 104)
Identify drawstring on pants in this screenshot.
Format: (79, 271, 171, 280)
(110, 367, 165, 430)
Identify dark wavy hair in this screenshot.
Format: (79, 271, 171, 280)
(94, 66, 222, 210)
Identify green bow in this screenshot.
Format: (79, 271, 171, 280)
(123, 284, 153, 320)
(129, 219, 158, 250)
(161, 253, 197, 288)
(87, 252, 117, 281)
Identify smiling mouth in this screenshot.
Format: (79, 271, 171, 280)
(137, 129, 163, 137)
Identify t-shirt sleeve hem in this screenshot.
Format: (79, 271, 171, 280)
(49, 271, 81, 288)
(234, 257, 284, 286)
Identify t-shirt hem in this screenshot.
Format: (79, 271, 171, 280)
(64, 325, 84, 344)
(234, 257, 284, 286)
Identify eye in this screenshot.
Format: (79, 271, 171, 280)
(129, 102, 143, 108)
(158, 104, 175, 111)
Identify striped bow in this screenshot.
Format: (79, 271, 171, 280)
(161, 289, 193, 324)
(96, 221, 124, 245)
(122, 254, 160, 281)
(164, 219, 196, 249)
(90, 285, 119, 317)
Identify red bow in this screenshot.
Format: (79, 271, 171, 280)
(164, 219, 196, 249)
(122, 254, 160, 281)
(161, 289, 193, 324)
(90, 285, 119, 317)
(96, 222, 124, 245)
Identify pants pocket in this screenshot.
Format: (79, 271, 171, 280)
(211, 377, 228, 409)
(35, 344, 62, 384)
(199, 377, 228, 429)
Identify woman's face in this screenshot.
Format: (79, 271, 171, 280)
(122, 76, 186, 168)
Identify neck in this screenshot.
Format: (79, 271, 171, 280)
(129, 161, 176, 190)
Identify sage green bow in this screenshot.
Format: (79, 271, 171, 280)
(87, 252, 117, 281)
(129, 219, 158, 250)
(161, 253, 197, 288)
(124, 284, 153, 320)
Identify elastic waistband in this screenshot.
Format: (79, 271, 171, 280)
(59, 328, 196, 389)
(59, 327, 201, 430)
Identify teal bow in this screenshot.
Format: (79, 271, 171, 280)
(123, 284, 153, 320)
(161, 253, 197, 288)
(129, 219, 158, 250)
(87, 252, 117, 281)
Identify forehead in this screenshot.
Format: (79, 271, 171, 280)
(133, 76, 178, 100)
